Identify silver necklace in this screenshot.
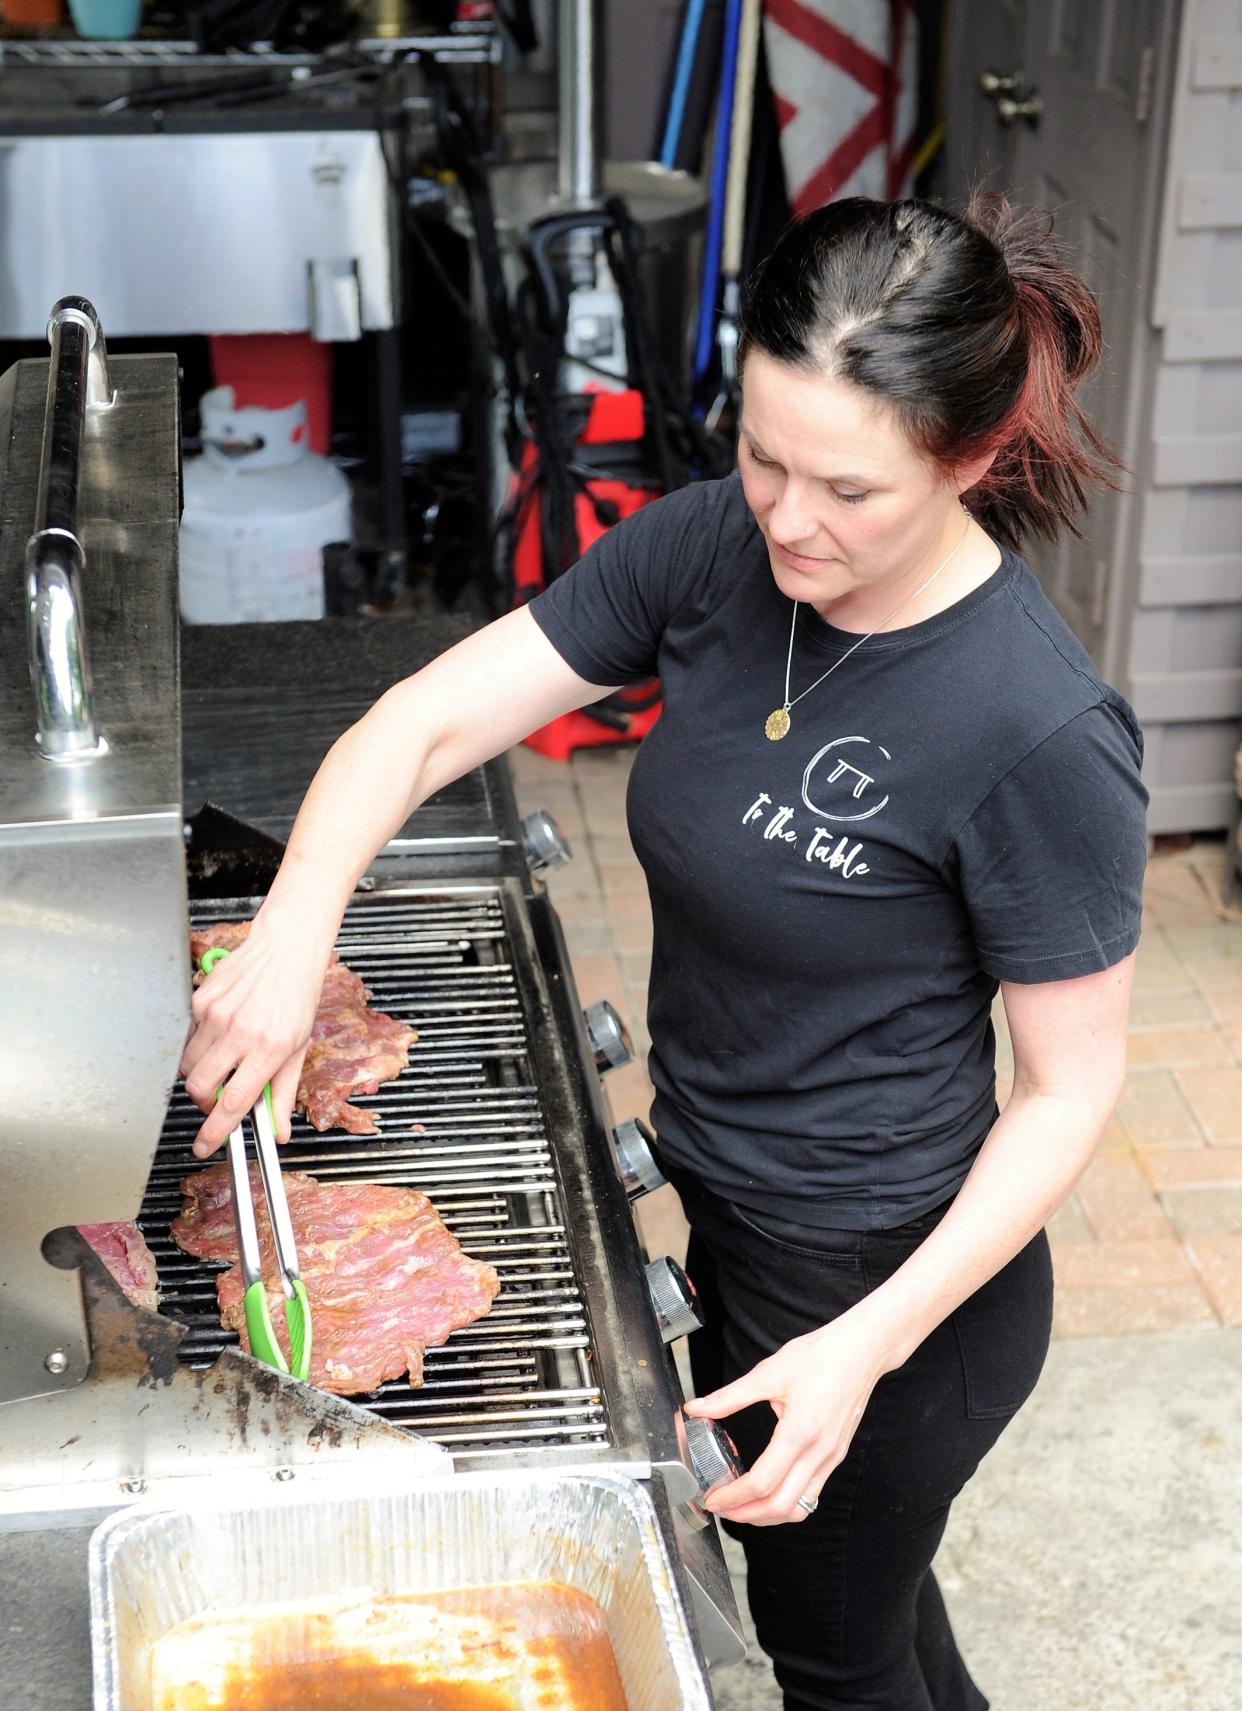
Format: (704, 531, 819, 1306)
(764, 515, 972, 741)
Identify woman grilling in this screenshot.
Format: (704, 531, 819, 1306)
(182, 195, 1148, 1711)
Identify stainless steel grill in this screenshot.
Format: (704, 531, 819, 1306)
(140, 886, 610, 1459)
(0, 337, 745, 1701)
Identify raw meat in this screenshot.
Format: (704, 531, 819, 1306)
(299, 965, 419, 1136)
(171, 1164, 501, 1394)
(190, 921, 418, 1135)
(77, 1221, 160, 1312)
(189, 920, 253, 960)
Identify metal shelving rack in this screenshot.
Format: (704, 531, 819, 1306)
(0, 26, 499, 69)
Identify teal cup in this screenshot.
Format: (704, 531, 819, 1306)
(67, 0, 142, 38)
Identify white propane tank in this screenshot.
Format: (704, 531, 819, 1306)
(180, 387, 352, 623)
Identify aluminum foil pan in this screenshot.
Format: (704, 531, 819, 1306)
(89, 1470, 712, 1710)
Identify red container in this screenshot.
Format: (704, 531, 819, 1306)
(2, 0, 65, 23)
(208, 334, 332, 456)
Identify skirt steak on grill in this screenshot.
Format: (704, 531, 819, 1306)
(189, 921, 418, 1134)
(171, 1164, 501, 1393)
(77, 1221, 160, 1312)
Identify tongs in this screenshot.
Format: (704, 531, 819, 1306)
(198, 948, 312, 1381)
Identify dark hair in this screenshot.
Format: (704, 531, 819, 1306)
(737, 194, 1122, 550)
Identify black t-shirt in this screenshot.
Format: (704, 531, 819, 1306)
(529, 473, 1148, 1230)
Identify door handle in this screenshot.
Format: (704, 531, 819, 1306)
(996, 89, 1043, 128)
(979, 68, 1024, 99)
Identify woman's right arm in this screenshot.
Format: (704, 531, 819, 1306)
(181, 606, 618, 1155)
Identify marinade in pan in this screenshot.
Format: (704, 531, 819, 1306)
(148, 1583, 630, 1711)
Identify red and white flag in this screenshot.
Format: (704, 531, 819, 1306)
(763, 0, 919, 214)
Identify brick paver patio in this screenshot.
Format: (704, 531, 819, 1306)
(508, 743, 1242, 1338)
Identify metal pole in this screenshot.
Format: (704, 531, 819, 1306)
(557, 0, 603, 206)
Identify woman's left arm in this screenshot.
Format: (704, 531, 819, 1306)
(687, 951, 1135, 1526)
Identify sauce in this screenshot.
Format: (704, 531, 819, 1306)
(160, 1660, 518, 1710)
(148, 1583, 630, 1711)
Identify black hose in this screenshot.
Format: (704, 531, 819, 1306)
(423, 58, 526, 467)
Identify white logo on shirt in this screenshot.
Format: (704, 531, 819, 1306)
(802, 737, 892, 823)
(740, 735, 893, 880)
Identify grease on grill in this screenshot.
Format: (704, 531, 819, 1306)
(148, 1584, 630, 1711)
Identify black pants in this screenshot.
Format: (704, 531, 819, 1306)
(671, 1171, 1054, 1711)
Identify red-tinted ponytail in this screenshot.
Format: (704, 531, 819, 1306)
(959, 193, 1123, 547)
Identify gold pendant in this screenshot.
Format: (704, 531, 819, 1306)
(765, 708, 791, 741)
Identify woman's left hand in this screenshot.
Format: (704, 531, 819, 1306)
(683, 1303, 895, 1527)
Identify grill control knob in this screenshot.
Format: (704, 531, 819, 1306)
(682, 1413, 745, 1498)
(613, 1118, 667, 1198)
(522, 809, 573, 875)
(644, 1256, 704, 1342)
(584, 1000, 633, 1071)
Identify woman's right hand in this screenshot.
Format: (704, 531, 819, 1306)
(179, 913, 333, 1158)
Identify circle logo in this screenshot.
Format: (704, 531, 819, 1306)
(801, 736, 892, 823)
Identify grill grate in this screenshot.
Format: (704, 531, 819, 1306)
(141, 889, 609, 1459)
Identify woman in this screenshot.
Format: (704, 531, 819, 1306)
(182, 195, 1148, 1710)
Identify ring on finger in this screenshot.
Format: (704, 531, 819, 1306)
(795, 1494, 818, 1516)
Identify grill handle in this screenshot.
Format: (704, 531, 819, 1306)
(25, 296, 115, 761)
(613, 1117, 667, 1198)
(645, 1255, 704, 1342)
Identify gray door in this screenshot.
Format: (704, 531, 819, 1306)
(943, 0, 1179, 677)
(941, 0, 1029, 203)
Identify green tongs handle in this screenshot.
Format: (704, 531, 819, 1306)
(198, 945, 312, 1382)
(242, 1273, 312, 1381)
(286, 1276, 312, 1382)
(241, 1279, 289, 1373)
